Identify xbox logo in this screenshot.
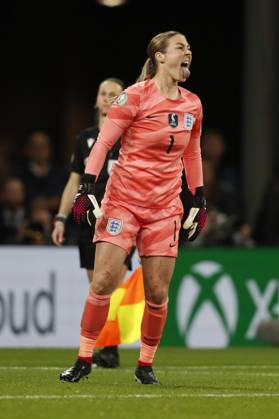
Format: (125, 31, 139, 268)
(176, 261, 238, 348)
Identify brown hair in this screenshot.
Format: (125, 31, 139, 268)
(102, 77, 125, 91)
(95, 77, 125, 121)
(137, 31, 184, 82)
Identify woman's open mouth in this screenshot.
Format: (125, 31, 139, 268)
(181, 62, 191, 79)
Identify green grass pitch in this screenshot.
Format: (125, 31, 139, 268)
(1, 347, 279, 419)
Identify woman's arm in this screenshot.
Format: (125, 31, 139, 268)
(182, 101, 203, 194)
(52, 172, 81, 246)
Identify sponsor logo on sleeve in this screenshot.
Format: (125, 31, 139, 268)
(114, 92, 128, 106)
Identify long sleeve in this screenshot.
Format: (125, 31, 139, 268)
(85, 119, 124, 178)
(183, 101, 203, 195)
(85, 87, 140, 179)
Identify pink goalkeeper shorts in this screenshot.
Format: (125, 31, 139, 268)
(93, 197, 183, 257)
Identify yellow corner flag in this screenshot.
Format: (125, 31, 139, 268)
(95, 266, 144, 348)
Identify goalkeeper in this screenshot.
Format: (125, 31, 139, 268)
(60, 30, 207, 385)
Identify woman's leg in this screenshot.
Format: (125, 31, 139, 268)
(138, 256, 176, 367)
(79, 242, 127, 361)
(86, 269, 93, 283)
(60, 200, 139, 381)
(91, 263, 128, 368)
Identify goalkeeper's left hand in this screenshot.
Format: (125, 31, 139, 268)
(183, 186, 208, 241)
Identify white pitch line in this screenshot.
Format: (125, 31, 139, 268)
(1, 393, 279, 401)
(1, 366, 279, 376)
(0, 367, 61, 370)
(159, 371, 279, 377)
(1, 365, 279, 371)
(166, 365, 279, 370)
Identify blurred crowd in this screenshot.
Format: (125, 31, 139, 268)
(0, 131, 69, 245)
(0, 129, 278, 247)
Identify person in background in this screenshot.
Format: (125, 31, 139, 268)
(186, 158, 255, 247)
(16, 131, 68, 215)
(201, 128, 238, 194)
(200, 130, 254, 247)
(0, 177, 26, 244)
(23, 202, 53, 245)
(52, 77, 143, 368)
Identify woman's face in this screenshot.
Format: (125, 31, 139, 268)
(158, 34, 192, 83)
(96, 80, 123, 115)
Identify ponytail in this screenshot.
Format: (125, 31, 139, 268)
(137, 57, 156, 82)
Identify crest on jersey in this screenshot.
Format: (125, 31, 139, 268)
(87, 138, 95, 148)
(106, 218, 123, 236)
(115, 92, 128, 106)
(168, 113, 178, 128)
(184, 113, 195, 130)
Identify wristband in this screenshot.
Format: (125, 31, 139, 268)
(54, 214, 67, 224)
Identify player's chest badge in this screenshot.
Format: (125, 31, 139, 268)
(87, 138, 95, 148)
(184, 113, 195, 130)
(168, 113, 179, 128)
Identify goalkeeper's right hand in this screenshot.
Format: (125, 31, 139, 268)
(72, 174, 103, 225)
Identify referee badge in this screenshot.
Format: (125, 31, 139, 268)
(106, 218, 123, 235)
(184, 113, 195, 130)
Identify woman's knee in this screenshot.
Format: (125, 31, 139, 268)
(91, 269, 115, 295)
(145, 284, 169, 305)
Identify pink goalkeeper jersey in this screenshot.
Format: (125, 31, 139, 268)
(85, 78, 203, 208)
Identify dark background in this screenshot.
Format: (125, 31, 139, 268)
(0, 2, 244, 167)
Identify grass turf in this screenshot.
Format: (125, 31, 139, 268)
(0, 347, 279, 419)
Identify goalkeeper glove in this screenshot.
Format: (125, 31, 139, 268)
(183, 186, 208, 241)
(72, 174, 103, 225)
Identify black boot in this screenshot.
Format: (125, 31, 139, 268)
(60, 359, 91, 383)
(135, 366, 160, 384)
(92, 346, 120, 368)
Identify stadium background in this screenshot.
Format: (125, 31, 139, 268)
(1, 1, 279, 225)
(1, 0, 279, 347)
(1, 3, 279, 418)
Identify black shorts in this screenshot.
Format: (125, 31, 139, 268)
(78, 244, 133, 271)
